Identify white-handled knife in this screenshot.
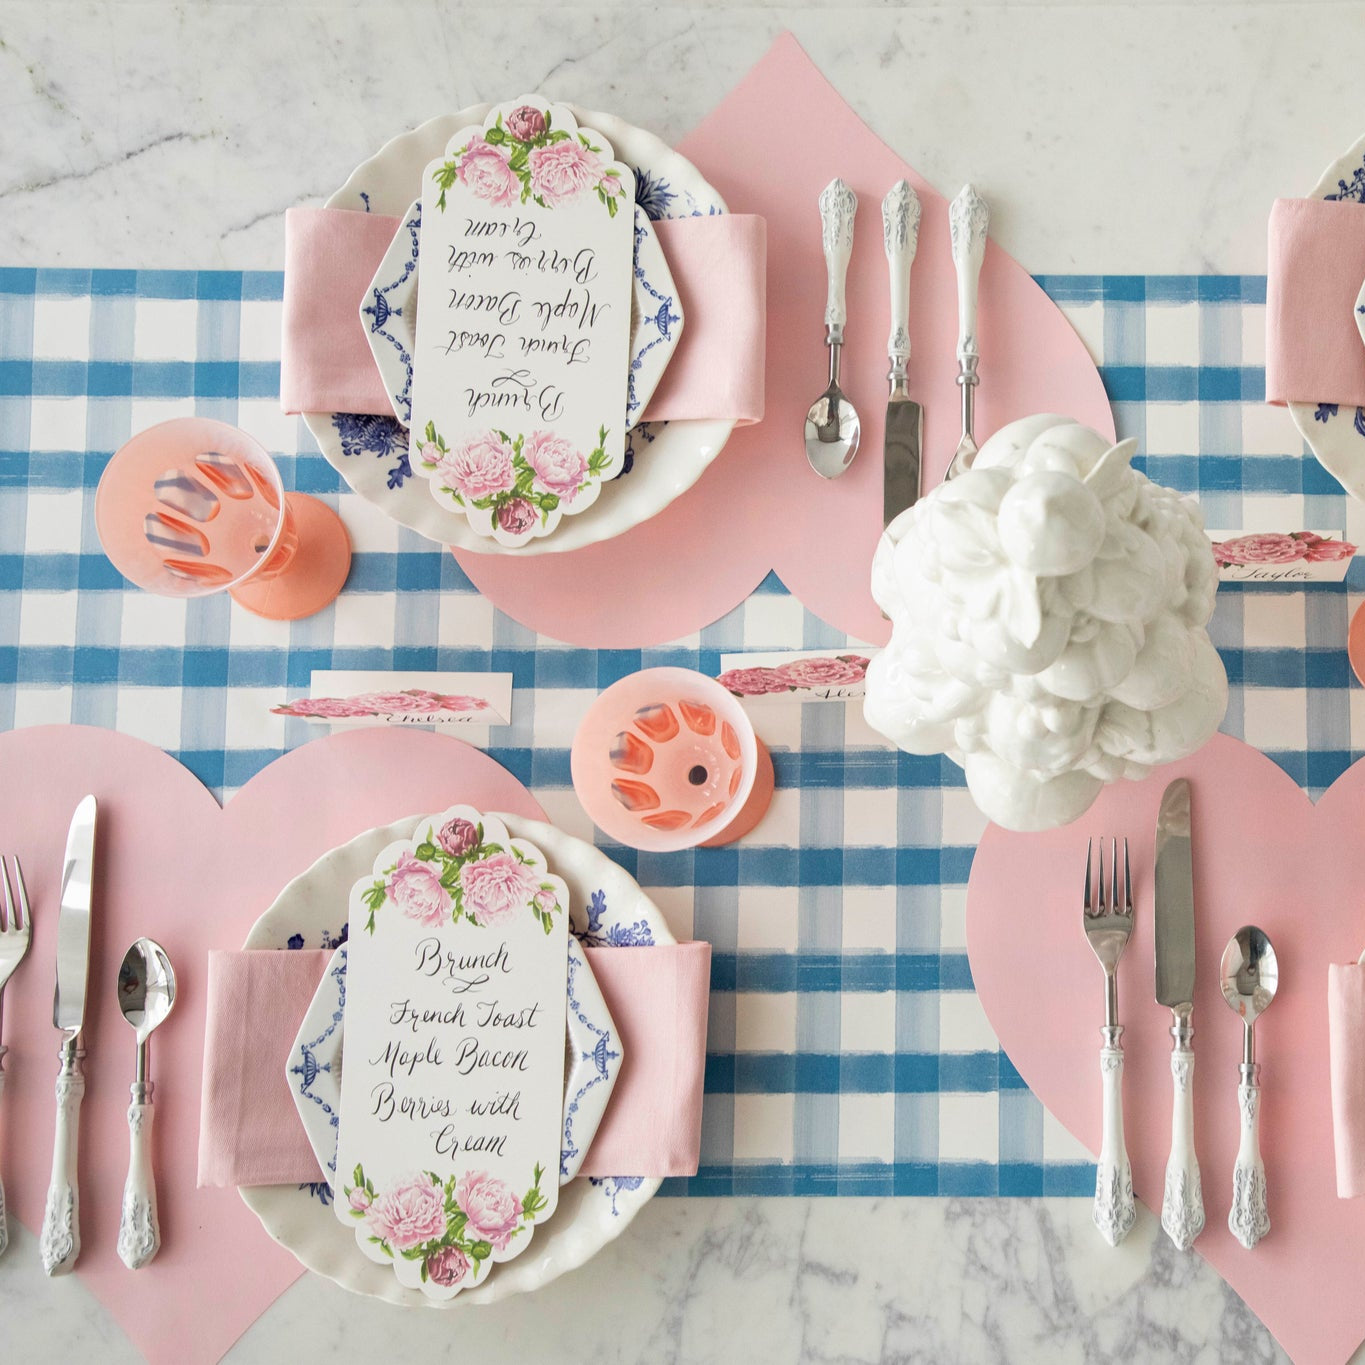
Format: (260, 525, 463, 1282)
(882, 179, 923, 525)
(40, 795, 95, 1276)
(1154, 777, 1205, 1250)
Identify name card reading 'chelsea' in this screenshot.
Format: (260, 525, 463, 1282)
(410, 96, 635, 548)
(334, 806, 570, 1299)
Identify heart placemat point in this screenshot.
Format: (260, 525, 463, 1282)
(969, 731, 1365, 1365)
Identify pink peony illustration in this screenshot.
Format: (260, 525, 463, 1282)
(387, 849, 453, 927)
(534, 886, 559, 916)
(497, 497, 538, 536)
(1211, 533, 1306, 566)
(424, 1243, 471, 1288)
(505, 105, 547, 143)
(365, 1175, 447, 1252)
(433, 432, 515, 502)
(527, 139, 603, 206)
(457, 135, 520, 207)
(778, 656, 870, 688)
(522, 430, 588, 503)
(1304, 537, 1356, 562)
(275, 695, 370, 718)
(357, 690, 442, 715)
(456, 1171, 522, 1251)
(598, 172, 625, 199)
(348, 1187, 372, 1213)
(459, 851, 540, 926)
(717, 666, 790, 697)
(439, 693, 491, 712)
(437, 816, 479, 859)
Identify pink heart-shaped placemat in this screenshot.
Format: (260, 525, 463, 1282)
(968, 732, 1365, 1365)
(0, 724, 545, 1364)
(454, 32, 1114, 647)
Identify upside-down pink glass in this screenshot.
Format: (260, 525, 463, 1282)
(571, 666, 775, 851)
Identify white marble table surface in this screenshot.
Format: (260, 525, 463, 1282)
(2, 2, 1361, 1360)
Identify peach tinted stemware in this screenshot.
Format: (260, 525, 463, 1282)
(571, 666, 775, 851)
(95, 418, 351, 620)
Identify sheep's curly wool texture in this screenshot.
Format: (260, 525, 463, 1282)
(865, 414, 1228, 831)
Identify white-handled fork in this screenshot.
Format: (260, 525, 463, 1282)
(0, 856, 33, 1258)
(1082, 837, 1135, 1247)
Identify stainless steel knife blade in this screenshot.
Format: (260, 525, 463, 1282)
(883, 397, 923, 526)
(1154, 777, 1195, 1009)
(54, 795, 96, 1034)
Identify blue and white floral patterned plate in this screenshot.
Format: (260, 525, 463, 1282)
(285, 931, 622, 1187)
(1289, 133, 1365, 500)
(311, 105, 730, 557)
(241, 810, 670, 1308)
(363, 200, 682, 433)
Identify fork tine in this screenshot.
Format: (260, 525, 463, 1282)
(1122, 837, 1132, 913)
(10, 857, 27, 934)
(1097, 838, 1108, 913)
(1083, 837, 1093, 914)
(0, 858, 11, 934)
(1110, 837, 1119, 913)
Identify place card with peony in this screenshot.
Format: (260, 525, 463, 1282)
(717, 649, 876, 703)
(333, 806, 570, 1299)
(1205, 528, 1356, 583)
(409, 97, 636, 548)
(864, 415, 1229, 832)
(272, 670, 513, 728)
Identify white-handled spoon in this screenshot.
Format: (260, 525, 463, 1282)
(1219, 925, 1277, 1250)
(116, 938, 177, 1270)
(804, 178, 861, 478)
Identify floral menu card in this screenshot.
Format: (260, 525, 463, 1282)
(409, 96, 636, 548)
(335, 806, 570, 1299)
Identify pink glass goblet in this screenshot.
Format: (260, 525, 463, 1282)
(95, 417, 351, 620)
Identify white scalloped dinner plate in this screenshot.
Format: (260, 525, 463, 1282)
(240, 812, 673, 1306)
(312, 105, 732, 555)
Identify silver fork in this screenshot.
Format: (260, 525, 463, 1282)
(0, 857, 32, 1258)
(1083, 837, 1135, 1247)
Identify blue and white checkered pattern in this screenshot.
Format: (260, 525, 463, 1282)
(1, 268, 1360, 1198)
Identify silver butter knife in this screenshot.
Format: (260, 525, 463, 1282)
(943, 184, 989, 482)
(882, 179, 923, 525)
(40, 794, 95, 1276)
(1154, 777, 1205, 1250)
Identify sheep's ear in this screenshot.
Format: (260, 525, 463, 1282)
(1083, 437, 1138, 496)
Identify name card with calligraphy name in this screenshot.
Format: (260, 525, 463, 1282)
(409, 95, 635, 548)
(334, 806, 569, 1300)
(1207, 529, 1357, 583)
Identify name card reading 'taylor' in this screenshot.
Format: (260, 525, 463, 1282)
(410, 96, 635, 548)
(335, 806, 570, 1299)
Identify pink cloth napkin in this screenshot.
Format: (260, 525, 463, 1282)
(1265, 197, 1365, 406)
(197, 941, 712, 1187)
(1329, 961, 1365, 1197)
(197, 948, 335, 1188)
(280, 208, 400, 417)
(279, 205, 765, 424)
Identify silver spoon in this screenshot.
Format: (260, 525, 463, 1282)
(1219, 925, 1278, 1250)
(805, 178, 860, 478)
(116, 937, 177, 1269)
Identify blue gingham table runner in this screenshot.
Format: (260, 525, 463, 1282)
(2, 268, 1361, 1197)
